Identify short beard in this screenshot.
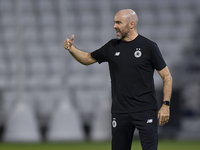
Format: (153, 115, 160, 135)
(117, 30, 129, 40)
(121, 32, 129, 40)
(117, 24, 130, 40)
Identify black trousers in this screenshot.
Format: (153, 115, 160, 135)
(111, 110, 158, 150)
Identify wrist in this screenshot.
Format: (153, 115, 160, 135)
(163, 100, 171, 106)
(68, 45, 74, 52)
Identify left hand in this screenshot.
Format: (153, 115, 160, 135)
(158, 104, 170, 126)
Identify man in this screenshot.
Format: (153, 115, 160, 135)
(64, 9, 172, 150)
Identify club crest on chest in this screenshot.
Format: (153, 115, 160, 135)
(134, 48, 142, 58)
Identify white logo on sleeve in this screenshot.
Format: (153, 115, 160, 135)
(115, 52, 120, 56)
(112, 118, 117, 128)
(147, 119, 153, 124)
(134, 48, 142, 58)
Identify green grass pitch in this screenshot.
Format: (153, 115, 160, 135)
(0, 140, 200, 150)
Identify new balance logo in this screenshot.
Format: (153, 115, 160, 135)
(115, 52, 120, 56)
(147, 119, 153, 124)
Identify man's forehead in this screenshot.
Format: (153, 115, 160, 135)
(114, 13, 126, 21)
(115, 11, 126, 18)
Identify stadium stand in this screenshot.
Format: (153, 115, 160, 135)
(0, 0, 200, 141)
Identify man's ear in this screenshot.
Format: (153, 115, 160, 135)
(129, 21, 135, 29)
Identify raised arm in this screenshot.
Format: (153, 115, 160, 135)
(157, 66, 173, 126)
(63, 35, 97, 65)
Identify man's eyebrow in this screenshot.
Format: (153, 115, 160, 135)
(114, 20, 121, 23)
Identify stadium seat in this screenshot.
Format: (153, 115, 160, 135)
(90, 100, 111, 141)
(47, 99, 85, 141)
(1, 12, 15, 27)
(37, 0, 54, 11)
(3, 101, 41, 142)
(0, 0, 13, 12)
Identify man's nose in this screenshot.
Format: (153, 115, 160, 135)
(113, 24, 117, 29)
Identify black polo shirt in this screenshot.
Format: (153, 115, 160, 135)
(91, 34, 166, 113)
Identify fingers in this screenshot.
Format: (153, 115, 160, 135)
(63, 38, 70, 50)
(63, 35, 74, 50)
(159, 115, 170, 126)
(158, 105, 170, 126)
(157, 112, 160, 119)
(158, 110, 170, 126)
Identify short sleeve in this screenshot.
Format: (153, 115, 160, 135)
(150, 43, 166, 70)
(91, 41, 110, 64)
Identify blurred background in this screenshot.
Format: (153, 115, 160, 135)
(0, 0, 200, 143)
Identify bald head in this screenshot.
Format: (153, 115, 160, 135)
(116, 9, 138, 27)
(114, 9, 138, 41)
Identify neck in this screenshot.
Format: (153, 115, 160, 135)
(122, 30, 138, 42)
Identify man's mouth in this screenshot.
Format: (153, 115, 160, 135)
(116, 30, 120, 35)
